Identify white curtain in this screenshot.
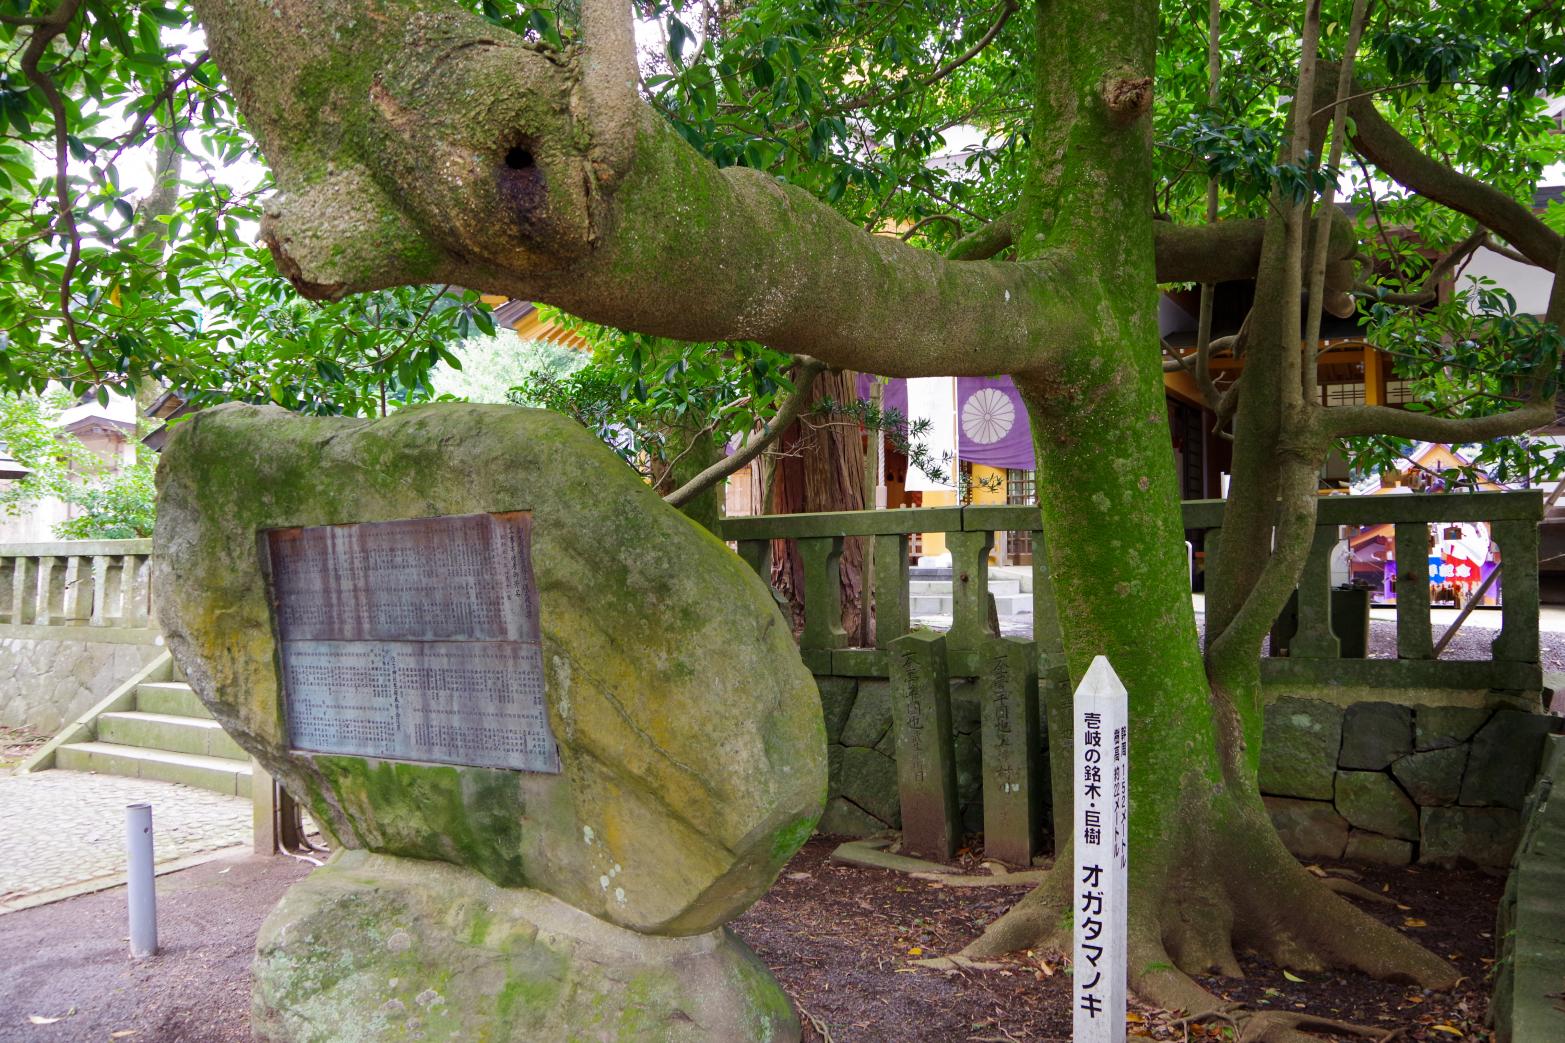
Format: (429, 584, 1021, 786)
(905, 377, 956, 491)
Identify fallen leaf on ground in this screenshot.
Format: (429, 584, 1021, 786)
(1282, 970, 1306, 983)
(1404, 917, 1428, 928)
(28, 1015, 60, 1025)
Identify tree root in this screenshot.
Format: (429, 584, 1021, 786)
(909, 869, 1048, 886)
(1172, 1009, 1404, 1043)
(1321, 876, 1397, 907)
(1234, 1011, 1405, 1043)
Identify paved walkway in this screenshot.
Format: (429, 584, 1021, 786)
(0, 770, 250, 913)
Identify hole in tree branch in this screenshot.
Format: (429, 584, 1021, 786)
(497, 139, 549, 242)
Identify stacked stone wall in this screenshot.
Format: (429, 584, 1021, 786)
(1262, 695, 1562, 867)
(814, 673, 1558, 868)
(817, 676, 1048, 839)
(0, 637, 163, 734)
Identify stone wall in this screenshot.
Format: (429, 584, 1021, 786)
(817, 675, 1049, 839)
(1261, 694, 1562, 868)
(814, 672, 1558, 869)
(0, 635, 163, 734)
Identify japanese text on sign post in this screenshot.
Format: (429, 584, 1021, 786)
(1074, 656, 1128, 1043)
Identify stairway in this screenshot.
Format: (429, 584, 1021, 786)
(52, 675, 252, 798)
(907, 566, 1037, 618)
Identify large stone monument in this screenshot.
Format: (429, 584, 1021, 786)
(153, 403, 825, 1041)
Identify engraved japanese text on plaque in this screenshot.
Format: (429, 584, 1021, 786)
(265, 511, 560, 773)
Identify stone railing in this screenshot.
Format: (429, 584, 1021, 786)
(0, 538, 156, 643)
(721, 490, 1544, 692)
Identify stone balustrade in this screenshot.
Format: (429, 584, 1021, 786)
(0, 539, 155, 642)
(722, 490, 1545, 693)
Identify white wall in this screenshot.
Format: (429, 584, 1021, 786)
(1461, 245, 1556, 317)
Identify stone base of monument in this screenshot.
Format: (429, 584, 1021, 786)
(252, 851, 800, 1043)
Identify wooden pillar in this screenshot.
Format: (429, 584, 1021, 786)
(1363, 346, 1387, 407)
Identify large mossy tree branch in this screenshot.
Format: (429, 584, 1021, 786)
(191, 0, 1092, 379)
(1153, 211, 1355, 286)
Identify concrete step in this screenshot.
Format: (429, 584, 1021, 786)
(993, 594, 1033, 617)
(97, 710, 246, 761)
(907, 593, 1034, 618)
(908, 579, 1024, 597)
(135, 681, 211, 720)
(989, 567, 1034, 593)
(55, 741, 252, 797)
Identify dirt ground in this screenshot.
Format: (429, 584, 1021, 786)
(0, 727, 46, 777)
(0, 835, 1502, 1043)
(732, 837, 1503, 1042)
(0, 851, 312, 1043)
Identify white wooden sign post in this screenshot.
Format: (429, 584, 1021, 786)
(1073, 656, 1128, 1043)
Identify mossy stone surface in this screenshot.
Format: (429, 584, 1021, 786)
(1390, 746, 1468, 807)
(1414, 706, 1491, 752)
(1263, 796, 1348, 860)
(1344, 830, 1413, 865)
(838, 746, 900, 826)
(1259, 697, 1342, 800)
(1419, 805, 1522, 867)
(153, 403, 825, 936)
(252, 850, 799, 1043)
(1338, 702, 1413, 771)
(1335, 770, 1418, 841)
(1459, 710, 1562, 811)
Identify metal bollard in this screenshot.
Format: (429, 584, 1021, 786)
(125, 803, 157, 958)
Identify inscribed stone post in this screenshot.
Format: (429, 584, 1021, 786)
(889, 630, 959, 860)
(1074, 656, 1128, 1043)
(980, 637, 1041, 865)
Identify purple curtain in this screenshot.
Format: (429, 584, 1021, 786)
(855, 374, 909, 418)
(956, 376, 1034, 469)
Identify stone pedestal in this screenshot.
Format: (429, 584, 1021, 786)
(254, 851, 798, 1043)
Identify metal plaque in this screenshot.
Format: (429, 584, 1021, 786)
(265, 511, 560, 773)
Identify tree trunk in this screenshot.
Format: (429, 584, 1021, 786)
(770, 369, 867, 644)
(961, 0, 1455, 1015)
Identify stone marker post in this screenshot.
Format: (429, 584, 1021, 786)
(980, 637, 1042, 864)
(889, 630, 959, 860)
(1074, 656, 1128, 1043)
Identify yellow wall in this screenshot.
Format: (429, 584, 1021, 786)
(969, 464, 1008, 505)
(919, 489, 958, 555)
